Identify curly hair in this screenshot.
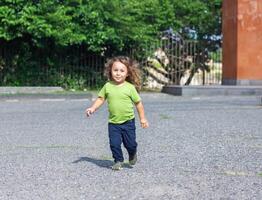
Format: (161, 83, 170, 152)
(104, 56, 142, 92)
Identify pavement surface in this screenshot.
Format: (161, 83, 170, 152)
(0, 93, 261, 200)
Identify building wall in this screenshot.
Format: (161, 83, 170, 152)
(222, 0, 262, 85)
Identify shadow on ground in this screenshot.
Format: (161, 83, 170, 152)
(72, 156, 133, 169)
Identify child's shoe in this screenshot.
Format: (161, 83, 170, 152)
(129, 153, 137, 166)
(112, 162, 123, 170)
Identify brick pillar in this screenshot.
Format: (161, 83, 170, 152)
(222, 0, 262, 85)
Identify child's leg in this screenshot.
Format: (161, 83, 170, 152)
(121, 119, 137, 157)
(108, 123, 124, 163)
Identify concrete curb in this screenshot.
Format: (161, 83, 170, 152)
(0, 87, 94, 100)
(0, 86, 64, 94)
(162, 85, 262, 96)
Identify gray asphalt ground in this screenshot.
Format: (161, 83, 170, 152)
(0, 93, 261, 200)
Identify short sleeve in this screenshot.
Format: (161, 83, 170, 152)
(130, 85, 141, 103)
(98, 84, 107, 99)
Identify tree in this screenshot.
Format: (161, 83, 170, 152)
(0, 0, 222, 87)
(0, 0, 222, 51)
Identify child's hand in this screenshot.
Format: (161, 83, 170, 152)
(140, 118, 149, 128)
(85, 107, 95, 117)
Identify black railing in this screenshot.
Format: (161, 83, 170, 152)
(0, 40, 222, 89)
(142, 39, 222, 88)
(0, 42, 107, 89)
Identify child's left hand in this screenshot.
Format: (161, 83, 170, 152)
(140, 119, 149, 128)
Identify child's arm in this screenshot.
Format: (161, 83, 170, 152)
(85, 97, 105, 117)
(135, 101, 149, 128)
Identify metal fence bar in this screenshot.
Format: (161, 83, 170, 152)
(0, 40, 222, 89)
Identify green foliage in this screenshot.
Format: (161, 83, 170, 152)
(56, 75, 86, 90)
(0, 0, 222, 51)
(0, 0, 222, 88)
(0, 0, 85, 45)
(210, 48, 222, 62)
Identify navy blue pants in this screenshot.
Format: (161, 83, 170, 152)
(108, 118, 137, 163)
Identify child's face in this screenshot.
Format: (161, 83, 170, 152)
(111, 61, 128, 84)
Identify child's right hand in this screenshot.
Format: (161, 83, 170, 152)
(85, 107, 95, 117)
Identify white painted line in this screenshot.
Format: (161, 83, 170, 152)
(70, 99, 90, 102)
(39, 99, 66, 102)
(6, 99, 19, 102)
(192, 97, 201, 100)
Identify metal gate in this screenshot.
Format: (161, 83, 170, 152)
(0, 38, 222, 90)
(140, 33, 222, 89)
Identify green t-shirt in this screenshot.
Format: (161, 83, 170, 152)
(98, 81, 141, 124)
